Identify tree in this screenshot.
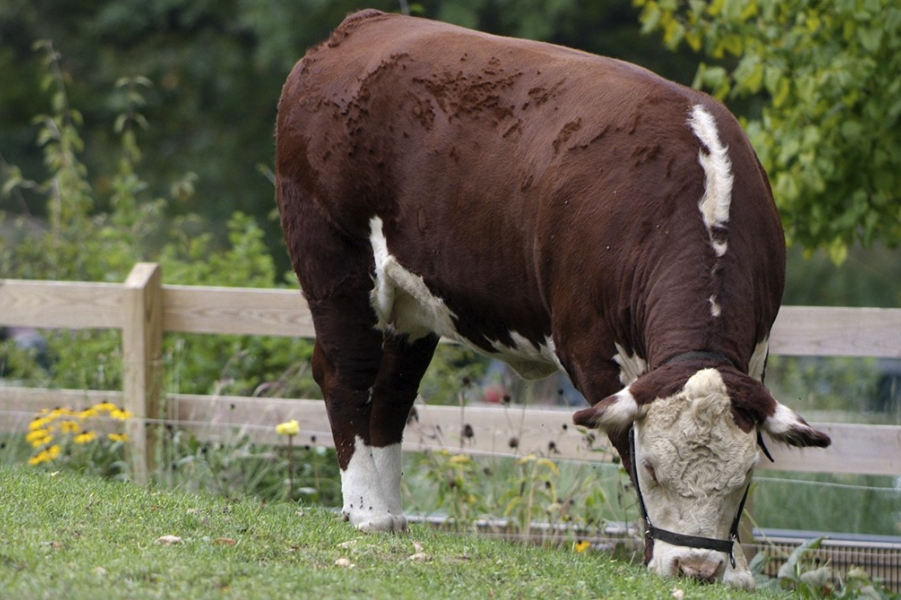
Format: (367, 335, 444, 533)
(635, 0, 901, 263)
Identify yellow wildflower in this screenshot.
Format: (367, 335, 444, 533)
(74, 431, 97, 444)
(26, 429, 53, 448)
(58, 420, 81, 434)
(574, 540, 590, 553)
(94, 402, 118, 413)
(79, 408, 99, 420)
(110, 408, 133, 421)
(108, 433, 129, 443)
(275, 419, 300, 436)
(28, 444, 61, 466)
(29, 417, 52, 431)
(448, 454, 471, 465)
(49, 407, 77, 419)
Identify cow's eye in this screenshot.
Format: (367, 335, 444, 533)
(642, 459, 657, 483)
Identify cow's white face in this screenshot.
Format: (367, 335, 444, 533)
(635, 369, 757, 588)
(573, 366, 830, 589)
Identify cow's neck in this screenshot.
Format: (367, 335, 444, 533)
(628, 253, 751, 374)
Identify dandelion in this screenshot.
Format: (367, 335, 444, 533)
(275, 419, 299, 436)
(74, 431, 97, 444)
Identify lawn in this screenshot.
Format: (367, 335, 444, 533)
(0, 465, 785, 600)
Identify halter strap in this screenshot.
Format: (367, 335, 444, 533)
(662, 350, 737, 370)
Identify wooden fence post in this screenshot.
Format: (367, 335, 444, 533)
(122, 263, 163, 485)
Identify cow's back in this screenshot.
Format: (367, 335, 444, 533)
(276, 9, 784, 378)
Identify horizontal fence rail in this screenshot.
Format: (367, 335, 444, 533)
(2, 263, 901, 482)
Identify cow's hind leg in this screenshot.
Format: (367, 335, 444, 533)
(309, 298, 394, 531)
(312, 328, 437, 532)
(368, 331, 439, 527)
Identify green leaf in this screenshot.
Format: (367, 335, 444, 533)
(857, 25, 883, 52)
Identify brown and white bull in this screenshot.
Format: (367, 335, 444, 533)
(275, 9, 830, 588)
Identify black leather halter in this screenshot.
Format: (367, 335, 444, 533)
(629, 429, 748, 568)
(629, 350, 774, 569)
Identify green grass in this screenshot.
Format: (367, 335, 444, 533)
(0, 465, 787, 600)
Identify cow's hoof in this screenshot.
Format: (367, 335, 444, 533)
(343, 510, 407, 533)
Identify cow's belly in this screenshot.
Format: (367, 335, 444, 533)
(368, 216, 560, 380)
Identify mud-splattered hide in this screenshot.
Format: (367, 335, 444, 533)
(275, 9, 831, 589)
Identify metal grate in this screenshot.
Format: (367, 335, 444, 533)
(751, 529, 901, 592)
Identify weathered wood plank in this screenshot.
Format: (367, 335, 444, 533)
(759, 423, 901, 476)
(122, 263, 164, 484)
(0, 387, 122, 432)
(4, 277, 899, 360)
(165, 394, 901, 478)
(170, 393, 333, 448)
(771, 306, 901, 358)
(162, 286, 316, 337)
(3, 387, 897, 476)
(0, 279, 126, 329)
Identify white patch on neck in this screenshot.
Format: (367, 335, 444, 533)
(614, 343, 648, 385)
(340, 436, 406, 532)
(688, 104, 733, 258)
(748, 338, 769, 381)
(709, 294, 722, 317)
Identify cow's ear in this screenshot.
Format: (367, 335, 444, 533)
(760, 402, 831, 448)
(573, 388, 644, 433)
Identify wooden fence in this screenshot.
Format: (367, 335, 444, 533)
(2, 263, 901, 484)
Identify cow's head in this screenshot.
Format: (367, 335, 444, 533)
(573, 364, 830, 589)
